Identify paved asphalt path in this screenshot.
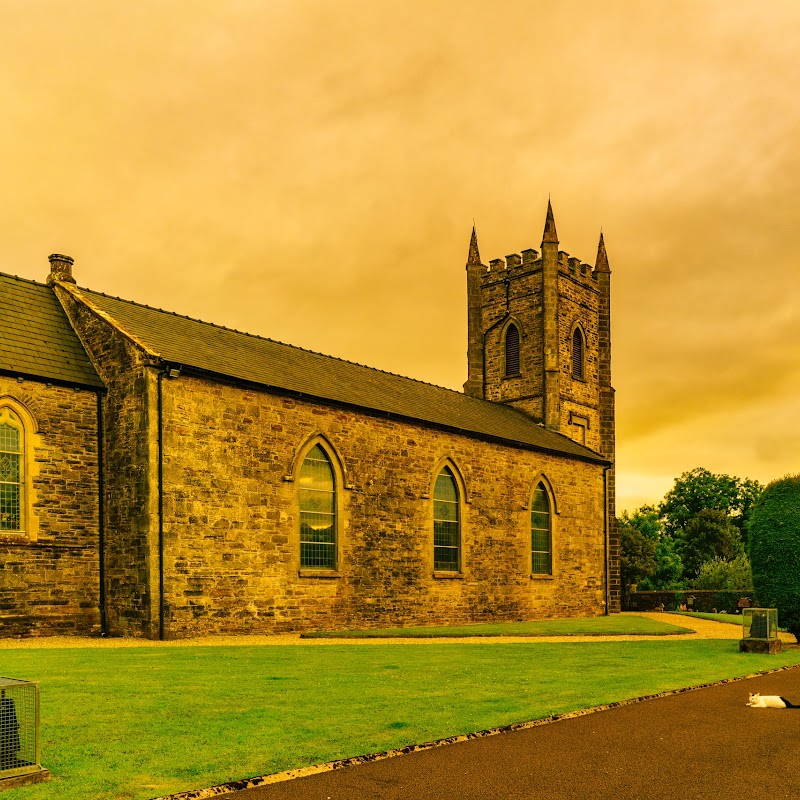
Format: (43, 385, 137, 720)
(214, 665, 800, 800)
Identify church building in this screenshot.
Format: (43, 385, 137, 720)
(0, 203, 620, 638)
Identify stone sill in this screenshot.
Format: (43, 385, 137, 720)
(530, 574, 554, 581)
(433, 571, 464, 580)
(0, 534, 33, 545)
(298, 569, 341, 579)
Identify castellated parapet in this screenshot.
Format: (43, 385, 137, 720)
(477, 249, 599, 289)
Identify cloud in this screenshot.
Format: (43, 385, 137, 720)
(1, 0, 799, 510)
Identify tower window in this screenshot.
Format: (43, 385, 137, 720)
(531, 483, 552, 575)
(505, 324, 521, 376)
(571, 327, 585, 380)
(433, 466, 460, 571)
(299, 444, 336, 569)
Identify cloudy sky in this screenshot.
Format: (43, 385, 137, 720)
(2, 0, 798, 512)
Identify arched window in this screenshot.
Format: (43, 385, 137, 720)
(433, 466, 460, 571)
(0, 408, 23, 532)
(505, 323, 521, 376)
(531, 482, 552, 575)
(571, 326, 585, 380)
(299, 444, 336, 569)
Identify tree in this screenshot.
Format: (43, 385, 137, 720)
(658, 467, 763, 544)
(644, 536, 685, 590)
(677, 508, 744, 578)
(619, 515, 656, 594)
(692, 554, 753, 591)
(749, 475, 800, 642)
(620, 505, 684, 589)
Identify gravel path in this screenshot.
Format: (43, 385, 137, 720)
(2, 613, 792, 648)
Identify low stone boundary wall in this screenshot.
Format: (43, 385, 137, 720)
(623, 590, 754, 614)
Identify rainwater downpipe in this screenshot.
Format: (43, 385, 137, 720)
(603, 465, 610, 616)
(157, 368, 165, 641)
(96, 390, 107, 635)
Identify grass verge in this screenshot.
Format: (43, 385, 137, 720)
(668, 611, 793, 633)
(301, 615, 693, 638)
(668, 611, 745, 626)
(1, 640, 798, 800)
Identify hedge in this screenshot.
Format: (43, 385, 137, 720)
(749, 475, 800, 641)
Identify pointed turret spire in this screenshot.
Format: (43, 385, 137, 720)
(594, 231, 610, 273)
(467, 224, 482, 267)
(542, 199, 558, 245)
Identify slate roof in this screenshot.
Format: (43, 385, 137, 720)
(81, 287, 607, 464)
(0, 273, 103, 389)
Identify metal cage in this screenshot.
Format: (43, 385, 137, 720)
(742, 608, 779, 641)
(0, 677, 40, 781)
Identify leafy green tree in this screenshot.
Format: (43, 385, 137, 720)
(692, 554, 753, 591)
(621, 505, 661, 539)
(676, 508, 744, 578)
(659, 467, 763, 545)
(642, 536, 685, 590)
(620, 505, 684, 589)
(749, 475, 800, 642)
(619, 516, 656, 594)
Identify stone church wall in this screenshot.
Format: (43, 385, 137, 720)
(159, 374, 608, 636)
(55, 286, 160, 638)
(0, 376, 101, 636)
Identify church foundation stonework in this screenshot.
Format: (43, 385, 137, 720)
(0, 202, 620, 638)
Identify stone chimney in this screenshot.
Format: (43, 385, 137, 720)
(47, 254, 76, 285)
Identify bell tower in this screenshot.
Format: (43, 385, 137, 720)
(463, 201, 619, 612)
(463, 201, 613, 460)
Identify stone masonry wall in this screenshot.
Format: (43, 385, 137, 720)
(160, 375, 608, 636)
(0, 376, 101, 635)
(480, 261, 545, 412)
(556, 265, 601, 452)
(55, 286, 159, 637)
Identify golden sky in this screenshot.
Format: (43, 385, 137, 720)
(2, 0, 799, 512)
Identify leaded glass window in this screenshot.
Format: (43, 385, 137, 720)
(0, 416, 22, 532)
(505, 324, 520, 376)
(299, 444, 336, 569)
(531, 483, 552, 575)
(434, 466, 459, 571)
(571, 327, 585, 380)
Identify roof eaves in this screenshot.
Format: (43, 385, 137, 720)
(0, 367, 105, 392)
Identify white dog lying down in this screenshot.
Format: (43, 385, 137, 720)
(747, 693, 799, 708)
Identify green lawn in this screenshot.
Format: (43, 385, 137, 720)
(302, 615, 693, 638)
(1, 640, 799, 800)
(668, 611, 745, 626)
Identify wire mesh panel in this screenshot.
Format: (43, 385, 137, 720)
(0, 678, 40, 780)
(742, 608, 778, 641)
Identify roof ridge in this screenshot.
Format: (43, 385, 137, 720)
(82, 286, 472, 397)
(0, 271, 50, 289)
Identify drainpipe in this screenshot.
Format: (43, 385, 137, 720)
(157, 369, 165, 641)
(603, 465, 610, 616)
(96, 391, 106, 635)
